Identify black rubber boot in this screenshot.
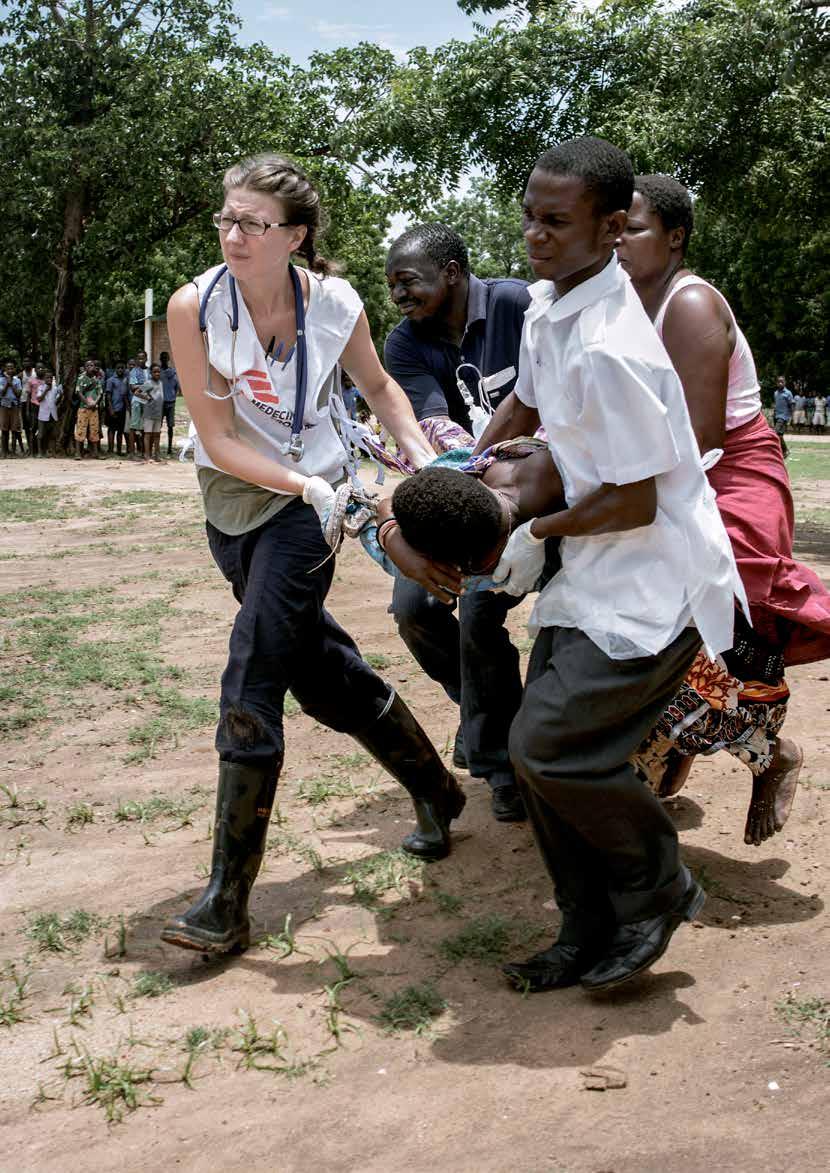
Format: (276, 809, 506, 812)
(354, 692, 466, 861)
(160, 761, 277, 954)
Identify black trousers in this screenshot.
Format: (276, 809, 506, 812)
(207, 499, 392, 776)
(390, 578, 524, 786)
(509, 624, 701, 934)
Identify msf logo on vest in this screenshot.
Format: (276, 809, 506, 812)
(241, 369, 307, 432)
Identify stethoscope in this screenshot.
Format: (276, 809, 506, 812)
(455, 361, 516, 441)
(198, 262, 308, 462)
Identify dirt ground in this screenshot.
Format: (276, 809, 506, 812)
(1, 449, 828, 1173)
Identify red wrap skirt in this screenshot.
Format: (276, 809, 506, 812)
(707, 412, 830, 667)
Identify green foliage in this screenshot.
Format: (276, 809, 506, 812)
(1, 0, 826, 398)
(430, 177, 531, 280)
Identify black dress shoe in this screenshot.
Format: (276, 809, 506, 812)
(490, 783, 527, 822)
(580, 877, 706, 993)
(452, 725, 468, 770)
(503, 942, 604, 992)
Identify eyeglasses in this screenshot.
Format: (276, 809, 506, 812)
(212, 213, 294, 237)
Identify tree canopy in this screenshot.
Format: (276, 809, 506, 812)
(0, 0, 827, 418)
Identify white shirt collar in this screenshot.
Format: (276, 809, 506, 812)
(526, 254, 624, 324)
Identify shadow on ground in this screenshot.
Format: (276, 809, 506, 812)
(128, 782, 822, 1074)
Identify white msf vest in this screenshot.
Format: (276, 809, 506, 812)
(191, 264, 363, 487)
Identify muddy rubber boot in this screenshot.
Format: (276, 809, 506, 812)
(160, 761, 277, 954)
(354, 692, 466, 861)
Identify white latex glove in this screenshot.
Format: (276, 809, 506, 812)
(491, 520, 546, 597)
(302, 475, 336, 523)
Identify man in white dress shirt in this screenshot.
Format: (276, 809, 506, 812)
(475, 137, 743, 993)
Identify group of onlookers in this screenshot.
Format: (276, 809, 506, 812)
(0, 350, 180, 460)
(0, 359, 60, 457)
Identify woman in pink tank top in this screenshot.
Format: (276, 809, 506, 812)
(618, 175, 830, 847)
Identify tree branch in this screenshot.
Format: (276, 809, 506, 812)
(143, 5, 169, 57)
(105, 0, 151, 46)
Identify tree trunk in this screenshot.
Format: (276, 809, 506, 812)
(50, 185, 88, 451)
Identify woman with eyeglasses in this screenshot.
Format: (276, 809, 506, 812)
(161, 153, 465, 956)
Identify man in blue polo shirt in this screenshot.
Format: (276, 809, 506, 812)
(383, 223, 532, 823)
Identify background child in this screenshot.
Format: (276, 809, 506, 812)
(140, 362, 165, 462)
(74, 359, 103, 459)
(0, 361, 23, 457)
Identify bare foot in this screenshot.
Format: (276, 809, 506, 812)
(744, 737, 803, 846)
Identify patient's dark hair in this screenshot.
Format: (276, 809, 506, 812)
(391, 467, 503, 570)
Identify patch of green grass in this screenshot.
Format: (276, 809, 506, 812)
(66, 802, 95, 829)
(433, 890, 464, 916)
(0, 784, 48, 828)
(124, 690, 216, 763)
(65, 981, 96, 1026)
(257, 914, 307, 960)
(321, 979, 358, 1046)
(267, 830, 325, 874)
(775, 993, 830, 1050)
(99, 490, 190, 510)
(114, 788, 207, 828)
(0, 964, 30, 1027)
(0, 584, 99, 621)
(63, 1045, 159, 1123)
(231, 1012, 311, 1077)
(0, 487, 73, 523)
(795, 507, 830, 528)
(364, 652, 391, 670)
(786, 443, 830, 482)
(296, 775, 357, 806)
(25, 909, 107, 952)
(343, 850, 423, 907)
(326, 751, 370, 770)
(377, 982, 447, 1034)
(131, 971, 174, 999)
(179, 1025, 230, 1087)
(0, 590, 191, 741)
(283, 692, 301, 717)
(439, 914, 544, 965)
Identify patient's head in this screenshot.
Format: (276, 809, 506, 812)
(392, 467, 506, 572)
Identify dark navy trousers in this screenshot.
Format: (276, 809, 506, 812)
(207, 499, 391, 776)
